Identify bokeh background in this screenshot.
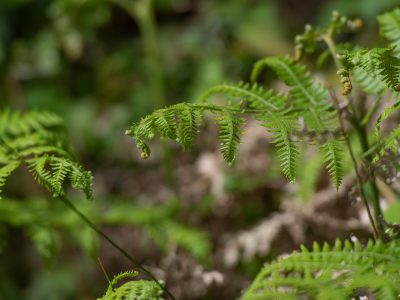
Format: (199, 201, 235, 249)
(1, 0, 399, 299)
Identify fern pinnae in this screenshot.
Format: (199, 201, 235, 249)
(98, 270, 164, 300)
(215, 111, 245, 165)
(320, 140, 343, 190)
(176, 104, 200, 151)
(259, 56, 343, 187)
(259, 113, 299, 182)
(242, 239, 400, 300)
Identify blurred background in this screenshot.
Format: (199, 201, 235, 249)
(0, 0, 399, 299)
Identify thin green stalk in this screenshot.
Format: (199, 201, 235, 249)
(58, 195, 176, 300)
(330, 91, 379, 239)
(323, 33, 383, 236)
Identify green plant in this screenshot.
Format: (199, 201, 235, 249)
(241, 239, 400, 300)
(126, 7, 400, 299)
(0, 109, 176, 299)
(98, 270, 164, 300)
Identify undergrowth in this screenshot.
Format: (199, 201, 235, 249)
(2, 6, 400, 300)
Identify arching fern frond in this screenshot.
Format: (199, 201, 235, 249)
(251, 56, 343, 188)
(98, 271, 164, 300)
(127, 103, 247, 165)
(253, 56, 328, 108)
(343, 47, 400, 91)
(0, 110, 93, 200)
(242, 239, 400, 300)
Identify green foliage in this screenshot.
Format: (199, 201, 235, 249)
(241, 239, 400, 300)
(127, 58, 345, 188)
(341, 47, 400, 91)
(0, 197, 211, 264)
(0, 110, 93, 200)
(98, 271, 164, 300)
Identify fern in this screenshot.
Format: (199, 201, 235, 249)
(0, 110, 93, 200)
(127, 56, 347, 188)
(242, 239, 400, 300)
(251, 56, 344, 188)
(98, 271, 164, 300)
(201, 83, 299, 178)
(342, 47, 400, 91)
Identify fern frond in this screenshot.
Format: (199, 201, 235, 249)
(215, 111, 245, 165)
(127, 103, 247, 165)
(254, 56, 343, 188)
(0, 110, 93, 199)
(255, 56, 328, 108)
(0, 109, 64, 136)
(99, 271, 164, 300)
(344, 47, 400, 91)
(201, 82, 286, 110)
(242, 239, 400, 300)
(378, 8, 400, 55)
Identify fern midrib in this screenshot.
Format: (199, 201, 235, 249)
(204, 85, 280, 110)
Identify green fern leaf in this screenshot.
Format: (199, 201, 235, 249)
(176, 104, 201, 151)
(0, 110, 93, 200)
(258, 112, 299, 182)
(255, 56, 328, 107)
(320, 140, 344, 189)
(242, 239, 400, 300)
(254, 56, 343, 188)
(345, 47, 400, 90)
(215, 111, 245, 165)
(98, 271, 164, 300)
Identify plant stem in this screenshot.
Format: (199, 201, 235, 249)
(323, 33, 384, 236)
(330, 91, 379, 239)
(58, 195, 176, 300)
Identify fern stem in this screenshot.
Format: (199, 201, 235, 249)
(58, 195, 176, 300)
(361, 94, 385, 126)
(330, 91, 379, 239)
(323, 33, 384, 237)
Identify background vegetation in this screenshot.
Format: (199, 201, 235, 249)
(1, 0, 400, 299)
